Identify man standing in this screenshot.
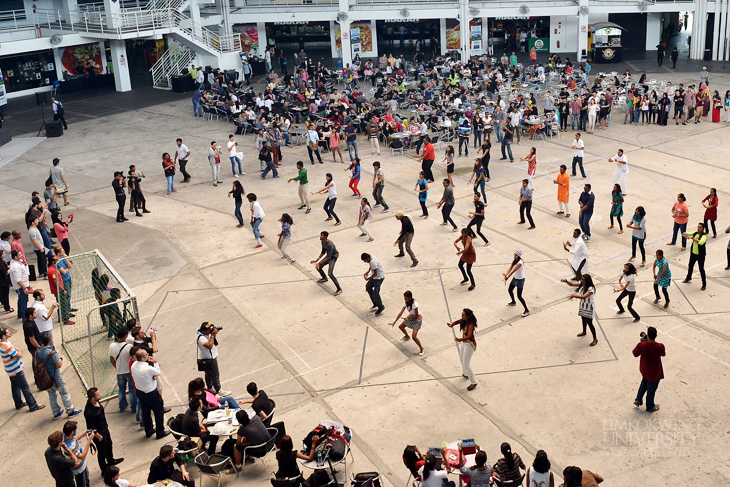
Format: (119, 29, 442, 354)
(682, 222, 708, 291)
(45, 431, 77, 487)
(227, 134, 244, 177)
(242, 58, 252, 86)
(436, 179, 458, 232)
(9, 249, 31, 320)
(362, 253, 385, 315)
(578, 184, 595, 240)
(112, 172, 127, 223)
(700, 66, 709, 86)
(36, 334, 82, 420)
(32, 288, 58, 348)
(571, 132, 586, 178)
(311, 231, 342, 296)
(500, 123, 514, 162)
(109, 329, 135, 413)
(553, 164, 570, 217)
(131, 349, 171, 439)
(609, 149, 628, 195)
(305, 124, 323, 164)
(633, 326, 665, 412)
(372, 161, 389, 212)
(50, 158, 70, 206)
(368, 118, 381, 155)
(394, 212, 418, 267)
(22, 307, 42, 360)
(197, 322, 230, 396)
(50, 97, 68, 130)
(174, 138, 191, 184)
(344, 121, 359, 162)
(148, 445, 195, 487)
(54, 246, 75, 326)
(62, 421, 92, 487)
(656, 43, 665, 66)
(1, 326, 45, 411)
(84, 387, 124, 473)
(415, 136, 436, 183)
(288, 161, 311, 213)
(265, 48, 272, 73)
(518, 179, 536, 229)
(563, 228, 589, 280)
(192, 89, 203, 118)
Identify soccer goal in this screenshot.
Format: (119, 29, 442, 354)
(55, 250, 139, 400)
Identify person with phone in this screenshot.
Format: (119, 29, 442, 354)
(62, 421, 93, 487)
(45, 431, 79, 487)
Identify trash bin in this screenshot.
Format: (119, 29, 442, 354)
(704, 49, 711, 61)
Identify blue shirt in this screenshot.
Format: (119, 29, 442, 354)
(192, 90, 202, 103)
(579, 191, 595, 212)
(56, 260, 71, 285)
(36, 346, 60, 381)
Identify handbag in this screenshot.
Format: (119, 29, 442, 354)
(196, 334, 213, 371)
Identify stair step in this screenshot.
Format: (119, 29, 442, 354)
(153, 85, 173, 90)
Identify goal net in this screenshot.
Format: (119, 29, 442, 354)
(55, 250, 139, 400)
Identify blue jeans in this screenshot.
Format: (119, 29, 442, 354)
(494, 124, 503, 142)
(282, 132, 290, 145)
(229, 156, 242, 176)
(323, 197, 340, 223)
(474, 180, 487, 202)
(473, 129, 482, 148)
(48, 370, 75, 416)
(166, 175, 175, 194)
(9, 370, 38, 409)
(348, 141, 359, 161)
(234, 200, 244, 225)
(117, 373, 137, 412)
(16, 288, 28, 320)
(218, 396, 241, 409)
(571, 113, 580, 130)
(253, 217, 263, 245)
(193, 100, 202, 117)
(670, 221, 687, 247)
(635, 377, 660, 410)
(41, 227, 52, 255)
(579, 211, 593, 236)
(501, 139, 513, 161)
(136, 400, 144, 427)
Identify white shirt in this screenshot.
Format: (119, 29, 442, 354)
(512, 259, 525, 280)
(227, 140, 237, 157)
(368, 256, 384, 279)
(131, 359, 160, 393)
(9, 260, 29, 290)
(1, 240, 11, 263)
(196, 70, 204, 83)
(572, 138, 585, 157)
(252, 201, 265, 219)
(570, 236, 590, 269)
(327, 182, 337, 200)
(624, 273, 637, 292)
(611, 153, 628, 172)
(109, 341, 132, 374)
(176, 144, 189, 161)
(32, 300, 53, 333)
(418, 467, 448, 487)
(197, 333, 219, 359)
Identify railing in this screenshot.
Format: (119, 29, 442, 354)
(242, 0, 337, 5)
(0, 9, 35, 32)
(150, 45, 197, 89)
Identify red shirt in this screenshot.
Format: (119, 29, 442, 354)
(47, 265, 61, 295)
(632, 341, 665, 382)
(422, 143, 435, 161)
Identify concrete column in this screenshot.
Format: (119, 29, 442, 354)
(330, 21, 339, 59)
(645, 12, 662, 51)
(691, 0, 706, 59)
(109, 39, 132, 92)
(217, 0, 230, 37)
(370, 21, 379, 59)
(719, 0, 729, 61)
(257, 22, 267, 57)
(482, 16, 488, 55)
(440, 18, 447, 56)
(103, 0, 121, 29)
(577, 0, 589, 62)
(52, 48, 65, 81)
(190, 0, 202, 39)
(340, 20, 352, 68)
(459, 0, 469, 62)
(712, 0, 721, 59)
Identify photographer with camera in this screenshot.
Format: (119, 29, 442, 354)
(84, 387, 123, 474)
(632, 326, 665, 413)
(197, 322, 230, 397)
(131, 349, 171, 440)
(62, 420, 92, 487)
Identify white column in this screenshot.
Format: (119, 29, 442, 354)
(103, 0, 121, 29)
(459, 0, 469, 62)
(340, 20, 352, 68)
(109, 39, 132, 92)
(440, 18, 447, 55)
(330, 21, 339, 59)
(190, 0, 202, 39)
(719, 0, 729, 61)
(257, 22, 267, 57)
(482, 16, 488, 55)
(712, 1, 721, 59)
(577, 0, 589, 62)
(52, 48, 65, 82)
(98, 41, 107, 74)
(369, 21, 379, 59)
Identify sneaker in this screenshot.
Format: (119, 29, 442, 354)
(367, 237, 374, 242)
(633, 400, 641, 407)
(53, 410, 64, 420)
(30, 404, 46, 412)
(373, 204, 381, 208)
(334, 289, 342, 296)
(234, 174, 240, 177)
(359, 233, 367, 237)
(316, 278, 328, 283)
(417, 349, 425, 356)
(218, 390, 232, 397)
(451, 227, 458, 232)
(305, 208, 311, 214)
(401, 335, 411, 341)
(521, 311, 530, 317)
(67, 409, 82, 418)
(410, 260, 419, 267)
(171, 190, 178, 193)
(297, 205, 306, 210)
(375, 307, 385, 315)
(254, 245, 263, 248)
(226, 465, 242, 475)
(440, 222, 449, 226)
(382, 208, 389, 213)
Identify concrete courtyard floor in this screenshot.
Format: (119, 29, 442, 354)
(2, 68, 730, 487)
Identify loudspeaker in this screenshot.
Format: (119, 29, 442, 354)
(46, 120, 64, 137)
(36, 91, 49, 106)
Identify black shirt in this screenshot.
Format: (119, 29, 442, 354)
(251, 390, 272, 416)
(182, 408, 203, 437)
(148, 454, 184, 484)
(473, 201, 485, 220)
(321, 240, 339, 261)
(0, 259, 10, 286)
(84, 400, 109, 433)
(23, 318, 41, 356)
(112, 178, 125, 196)
(399, 215, 414, 234)
(276, 450, 300, 479)
(45, 447, 76, 487)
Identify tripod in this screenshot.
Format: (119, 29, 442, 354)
(37, 102, 48, 137)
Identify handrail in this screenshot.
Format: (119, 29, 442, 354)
(150, 45, 197, 88)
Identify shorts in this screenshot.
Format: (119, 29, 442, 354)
(674, 105, 684, 116)
(447, 164, 454, 174)
(54, 184, 68, 194)
(404, 317, 422, 330)
(510, 277, 525, 288)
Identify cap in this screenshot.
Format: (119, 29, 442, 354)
(199, 322, 214, 331)
(514, 249, 523, 257)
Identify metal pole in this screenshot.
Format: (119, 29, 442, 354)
(86, 309, 96, 388)
(357, 326, 370, 385)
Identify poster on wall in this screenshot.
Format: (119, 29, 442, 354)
(232, 23, 260, 54)
(61, 43, 103, 76)
(445, 19, 460, 50)
(470, 22, 482, 55)
(335, 21, 374, 57)
(0, 68, 7, 107)
(351, 27, 361, 57)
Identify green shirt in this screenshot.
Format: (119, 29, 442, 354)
(293, 168, 308, 185)
(690, 233, 707, 254)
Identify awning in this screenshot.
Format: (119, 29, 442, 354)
(588, 22, 627, 32)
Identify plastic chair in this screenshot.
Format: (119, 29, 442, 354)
(493, 474, 525, 487)
(241, 427, 279, 473)
(351, 470, 381, 487)
(263, 399, 276, 427)
(269, 472, 303, 487)
(390, 138, 404, 157)
(194, 452, 236, 487)
(430, 134, 440, 151)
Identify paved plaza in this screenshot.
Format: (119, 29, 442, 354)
(2, 65, 730, 487)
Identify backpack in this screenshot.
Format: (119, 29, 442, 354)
(314, 430, 347, 463)
(33, 349, 57, 391)
(169, 413, 184, 433)
(303, 468, 331, 487)
(55, 101, 65, 117)
(302, 425, 328, 451)
(220, 438, 237, 458)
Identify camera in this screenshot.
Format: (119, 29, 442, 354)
(86, 429, 97, 436)
(640, 331, 647, 342)
(214, 326, 223, 331)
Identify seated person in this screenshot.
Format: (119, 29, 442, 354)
(493, 442, 526, 486)
(419, 454, 455, 487)
(238, 382, 272, 421)
(148, 445, 195, 487)
(275, 434, 318, 481)
(182, 398, 218, 456)
(188, 377, 240, 418)
(231, 409, 272, 471)
(450, 444, 491, 487)
(402, 445, 425, 480)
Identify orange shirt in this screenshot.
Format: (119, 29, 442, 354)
(557, 172, 570, 203)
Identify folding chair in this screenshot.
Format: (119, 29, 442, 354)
(390, 138, 405, 157)
(194, 452, 236, 487)
(262, 398, 276, 427)
(241, 427, 278, 474)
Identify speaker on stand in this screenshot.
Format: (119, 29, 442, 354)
(36, 92, 50, 137)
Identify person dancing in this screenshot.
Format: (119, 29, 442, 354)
(503, 250, 529, 317)
(467, 193, 490, 246)
(652, 249, 671, 308)
(455, 228, 476, 290)
(447, 308, 478, 391)
(614, 263, 640, 322)
(562, 274, 598, 346)
(389, 291, 425, 356)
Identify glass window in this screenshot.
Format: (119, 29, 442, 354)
(0, 50, 58, 94)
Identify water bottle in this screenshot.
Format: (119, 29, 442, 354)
(225, 402, 229, 416)
(317, 449, 322, 466)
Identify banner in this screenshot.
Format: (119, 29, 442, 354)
(351, 27, 361, 57)
(0, 68, 7, 107)
(470, 23, 482, 55)
(335, 21, 375, 57)
(61, 43, 103, 76)
(232, 23, 260, 54)
(528, 37, 549, 52)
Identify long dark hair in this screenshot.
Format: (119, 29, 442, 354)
(461, 227, 475, 241)
(276, 435, 294, 460)
(103, 466, 121, 487)
(422, 454, 438, 481)
(460, 308, 477, 331)
(501, 442, 514, 469)
(580, 274, 595, 291)
(532, 449, 551, 474)
(187, 377, 206, 401)
(233, 180, 243, 192)
(403, 445, 419, 474)
(279, 213, 294, 225)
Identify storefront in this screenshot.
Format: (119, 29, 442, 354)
(266, 22, 331, 50)
(589, 22, 625, 64)
(375, 20, 439, 53)
(0, 50, 58, 94)
(489, 17, 550, 52)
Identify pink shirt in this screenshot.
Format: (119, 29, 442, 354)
(54, 222, 69, 242)
(673, 201, 689, 224)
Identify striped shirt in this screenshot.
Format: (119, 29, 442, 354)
(1, 340, 23, 376)
(578, 285, 596, 318)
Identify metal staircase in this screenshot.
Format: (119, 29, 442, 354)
(150, 45, 197, 89)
